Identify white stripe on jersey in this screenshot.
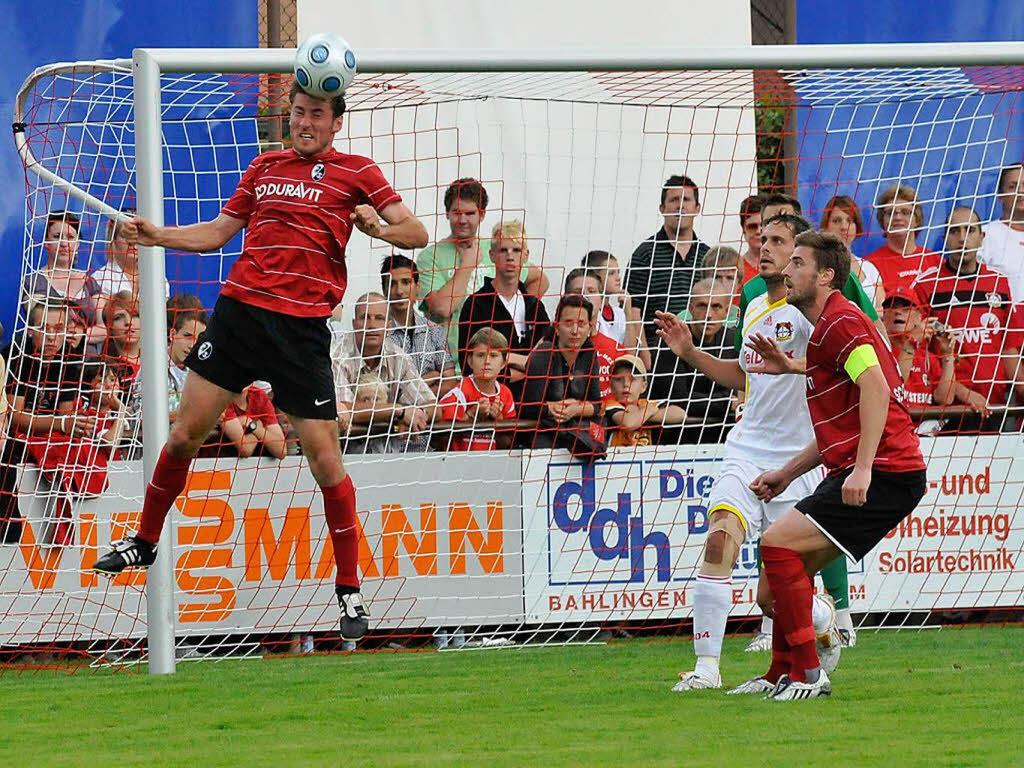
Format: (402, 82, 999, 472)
(725, 293, 816, 466)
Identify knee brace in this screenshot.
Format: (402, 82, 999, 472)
(699, 507, 747, 579)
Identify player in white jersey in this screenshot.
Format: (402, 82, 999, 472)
(654, 214, 841, 693)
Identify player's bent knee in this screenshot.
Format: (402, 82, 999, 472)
(698, 510, 746, 579)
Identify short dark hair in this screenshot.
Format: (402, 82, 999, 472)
(380, 253, 419, 292)
(563, 267, 598, 293)
(763, 193, 802, 215)
(167, 293, 205, 331)
(762, 213, 812, 239)
(739, 194, 764, 223)
(170, 308, 209, 334)
(661, 174, 701, 207)
(582, 250, 615, 269)
(443, 177, 489, 212)
(998, 163, 1023, 193)
(80, 356, 114, 385)
(45, 210, 80, 236)
(289, 80, 346, 119)
(467, 327, 509, 356)
(555, 292, 595, 323)
(794, 230, 850, 290)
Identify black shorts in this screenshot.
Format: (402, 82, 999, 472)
(185, 295, 337, 420)
(796, 467, 927, 562)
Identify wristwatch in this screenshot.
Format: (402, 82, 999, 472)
(244, 419, 259, 435)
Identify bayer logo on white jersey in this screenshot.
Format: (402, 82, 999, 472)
(727, 294, 815, 464)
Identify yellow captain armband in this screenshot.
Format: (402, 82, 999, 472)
(843, 343, 879, 382)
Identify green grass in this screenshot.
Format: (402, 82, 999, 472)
(2, 627, 1022, 767)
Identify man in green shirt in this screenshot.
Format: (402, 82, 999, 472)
(417, 178, 548, 355)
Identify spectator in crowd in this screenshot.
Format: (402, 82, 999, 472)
(457, 220, 551, 400)
(343, 372, 394, 455)
(603, 354, 686, 447)
(761, 192, 801, 221)
(518, 294, 603, 450)
(979, 162, 1024, 302)
(881, 287, 956, 434)
(217, 384, 287, 459)
(651, 277, 738, 444)
(912, 206, 1024, 432)
(381, 253, 457, 397)
(22, 211, 106, 347)
(101, 291, 142, 387)
(820, 194, 885, 311)
(0, 299, 82, 543)
(738, 194, 765, 285)
(24, 357, 128, 546)
(332, 292, 436, 452)
(439, 327, 517, 451)
(626, 174, 710, 338)
(700, 245, 743, 312)
(867, 183, 941, 293)
(564, 268, 630, 397)
(417, 178, 548, 355)
(92, 210, 170, 299)
(581, 250, 645, 355)
(124, 300, 210, 460)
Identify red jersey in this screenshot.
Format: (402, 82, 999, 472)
(590, 332, 626, 398)
(221, 148, 401, 317)
(439, 376, 516, 451)
(902, 344, 942, 406)
(224, 386, 278, 427)
(865, 243, 941, 294)
(911, 260, 1024, 404)
(806, 292, 925, 475)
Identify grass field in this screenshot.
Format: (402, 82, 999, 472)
(3, 626, 1021, 767)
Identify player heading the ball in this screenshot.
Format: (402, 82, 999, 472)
(92, 70, 429, 644)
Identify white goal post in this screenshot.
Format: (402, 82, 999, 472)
(10, 42, 1024, 676)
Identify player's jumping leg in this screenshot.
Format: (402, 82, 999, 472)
(290, 415, 368, 642)
(93, 372, 234, 574)
(673, 509, 745, 691)
(821, 555, 856, 645)
(759, 508, 841, 701)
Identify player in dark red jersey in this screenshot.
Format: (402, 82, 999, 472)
(746, 231, 927, 700)
(92, 82, 428, 642)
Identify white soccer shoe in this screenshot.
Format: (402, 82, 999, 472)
(744, 632, 772, 652)
(812, 594, 841, 674)
(726, 676, 775, 695)
(766, 670, 832, 701)
(671, 670, 722, 691)
(838, 627, 857, 647)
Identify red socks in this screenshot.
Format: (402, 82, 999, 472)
(137, 447, 192, 544)
(322, 475, 359, 590)
(764, 611, 791, 684)
(762, 546, 818, 683)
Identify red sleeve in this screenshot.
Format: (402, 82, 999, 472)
(223, 403, 242, 421)
(354, 158, 402, 213)
(221, 156, 262, 221)
(1004, 304, 1024, 352)
(499, 385, 516, 419)
(819, 310, 874, 373)
(247, 388, 277, 426)
(439, 387, 467, 421)
(926, 350, 942, 387)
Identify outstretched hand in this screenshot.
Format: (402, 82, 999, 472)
(350, 204, 385, 238)
(653, 311, 695, 360)
(745, 333, 804, 375)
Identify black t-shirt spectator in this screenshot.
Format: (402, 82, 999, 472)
(518, 339, 602, 449)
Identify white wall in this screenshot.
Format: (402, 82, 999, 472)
(298, 0, 755, 315)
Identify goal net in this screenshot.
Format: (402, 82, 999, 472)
(3, 49, 1023, 670)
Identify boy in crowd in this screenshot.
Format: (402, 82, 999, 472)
(440, 327, 517, 451)
(581, 250, 645, 356)
(603, 354, 686, 447)
(342, 372, 394, 455)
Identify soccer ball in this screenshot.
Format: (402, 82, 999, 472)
(293, 32, 357, 100)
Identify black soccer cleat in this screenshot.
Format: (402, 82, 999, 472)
(92, 536, 157, 575)
(338, 590, 370, 642)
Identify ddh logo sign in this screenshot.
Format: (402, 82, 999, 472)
(545, 458, 762, 586)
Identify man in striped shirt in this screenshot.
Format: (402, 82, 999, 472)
(93, 81, 429, 643)
(747, 231, 926, 700)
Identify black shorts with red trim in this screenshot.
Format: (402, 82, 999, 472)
(185, 295, 337, 420)
(796, 467, 927, 562)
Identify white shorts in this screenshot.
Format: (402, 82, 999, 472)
(705, 457, 826, 540)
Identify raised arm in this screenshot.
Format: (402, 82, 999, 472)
(351, 201, 428, 250)
(653, 311, 746, 391)
(123, 213, 246, 253)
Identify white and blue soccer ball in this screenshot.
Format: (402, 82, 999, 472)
(293, 32, 357, 100)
